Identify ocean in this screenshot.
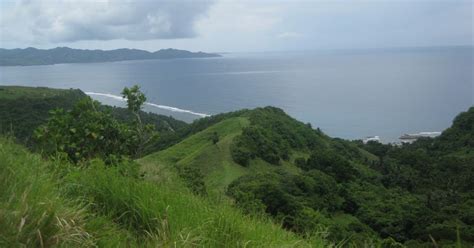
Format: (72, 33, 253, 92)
(1, 47, 472, 142)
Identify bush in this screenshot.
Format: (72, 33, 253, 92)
(299, 150, 358, 182)
(34, 97, 135, 164)
(176, 165, 207, 196)
(231, 126, 286, 166)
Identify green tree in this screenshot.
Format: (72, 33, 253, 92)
(121, 85, 157, 158)
(34, 98, 132, 164)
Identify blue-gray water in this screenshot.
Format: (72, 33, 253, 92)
(1, 47, 472, 142)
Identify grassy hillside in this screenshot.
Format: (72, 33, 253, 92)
(0, 137, 330, 247)
(140, 106, 473, 247)
(140, 107, 375, 195)
(140, 117, 249, 195)
(139, 116, 300, 196)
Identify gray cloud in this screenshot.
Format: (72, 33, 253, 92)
(2, 0, 214, 43)
(1, 0, 471, 51)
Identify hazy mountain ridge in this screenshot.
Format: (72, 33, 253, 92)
(0, 47, 221, 66)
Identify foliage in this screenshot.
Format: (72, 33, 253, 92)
(231, 126, 288, 166)
(0, 85, 189, 155)
(210, 131, 219, 144)
(122, 85, 147, 113)
(297, 149, 358, 182)
(230, 107, 327, 166)
(121, 85, 158, 158)
(0, 86, 86, 144)
(226, 169, 382, 243)
(34, 97, 134, 164)
(176, 165, 207, 196)
(226, 106, 474, 246)
(354, 107, 474, 245)
(106, 105, 187, 133)
(434, 107, 474, 152)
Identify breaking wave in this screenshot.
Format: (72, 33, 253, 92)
(85, 92, 211, 118)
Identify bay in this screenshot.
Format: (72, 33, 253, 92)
(1, 47, 472, 142)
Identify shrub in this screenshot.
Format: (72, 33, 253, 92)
(34, 97, 134, 164)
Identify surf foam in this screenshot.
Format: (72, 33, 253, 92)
(85, 92, 211, 118)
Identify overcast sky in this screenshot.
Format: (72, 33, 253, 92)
(0, 0, 472, 52)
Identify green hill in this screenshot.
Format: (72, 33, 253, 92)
(140, 106, 473, 247)
(1, 85, 472, 247)
(0, 137, 329, 247)
(0, 86, 330, 247)
(140, 117, 250, 195)
(140, 107, 376, 195)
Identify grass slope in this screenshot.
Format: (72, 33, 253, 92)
(0, 137, 329, 247)
(139, 116, 308, 196)
(139, 117, 250, 195)
(139, 108, 377, 197)
(0, 137, 95, 247)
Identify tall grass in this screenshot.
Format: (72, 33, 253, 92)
(0, 137, 330, 247)
(0, 138, 93, 247)
(64, 160, 330, 247)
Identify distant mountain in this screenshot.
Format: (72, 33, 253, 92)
(0, 47, 221, 66)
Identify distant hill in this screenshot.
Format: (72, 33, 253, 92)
(0, 47, 221, 66)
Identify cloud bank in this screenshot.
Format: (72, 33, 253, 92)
(1, 0, 214, 43)
(1, 0, 471, 51)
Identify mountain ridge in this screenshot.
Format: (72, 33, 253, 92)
(0, 47, 221, 66)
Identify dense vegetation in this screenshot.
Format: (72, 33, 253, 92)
(230, 107, 327, 166)
(0, 86, 187, 154)
(0, 86, 86, 144)
(357, 107, 474, 245)
(226, 107, 474, 247)
(1, 85, 472, 247)
(0, 47, 221, 66)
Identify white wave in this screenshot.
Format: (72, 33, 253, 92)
(85, 92, 211, 118)
(86, 92, 124, 101)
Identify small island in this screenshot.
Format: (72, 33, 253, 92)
(0, 47, 221, 66)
